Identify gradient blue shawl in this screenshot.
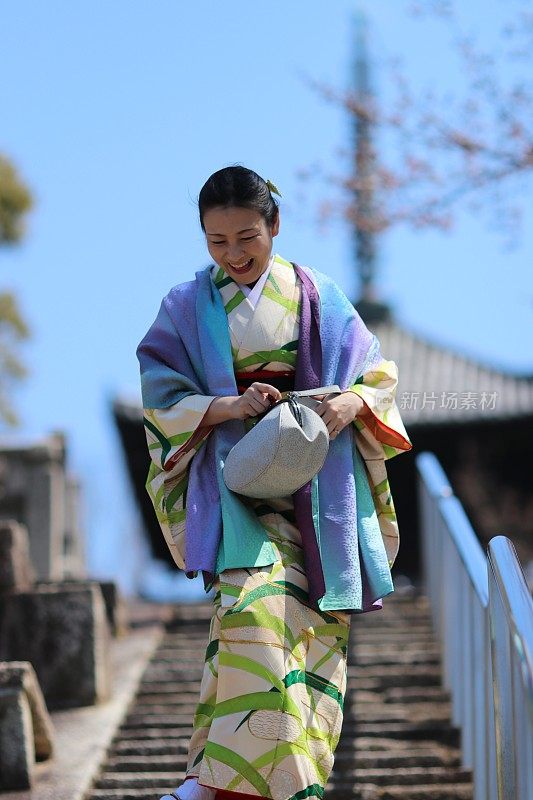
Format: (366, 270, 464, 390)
(137, 262, 394, 613)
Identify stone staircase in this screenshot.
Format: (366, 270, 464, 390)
(86, 590, 473, 800)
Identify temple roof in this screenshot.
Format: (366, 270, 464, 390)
(368, 319, 533, 425)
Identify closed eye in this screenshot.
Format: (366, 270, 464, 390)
(210, 234, 258, 245)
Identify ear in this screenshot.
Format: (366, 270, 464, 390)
(271, 209, 280, 237)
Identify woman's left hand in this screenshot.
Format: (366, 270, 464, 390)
(315, 391, 367, 439)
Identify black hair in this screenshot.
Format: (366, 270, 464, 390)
(198, 165, 279, 231)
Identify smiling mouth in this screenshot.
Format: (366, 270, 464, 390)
(228, 257, 254, 273)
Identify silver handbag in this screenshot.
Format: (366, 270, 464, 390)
(223, 386, 341, 499)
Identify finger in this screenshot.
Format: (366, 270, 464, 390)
(328, 415, 345, 434)
(251, 382, 282, 401)
(321, 409, 337, 428)
(253, 391, 273, 411)
(245, 386, 269, 405)
(251, 397, 270, 414)
(329, 422, 344, 438)
(251, 388, 274, 406)
(315, 399, 328, 415)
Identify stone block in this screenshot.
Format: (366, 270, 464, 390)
(0, 661, 54, 759)
(98, 579, 129, 637)
(35, 578, 129, 637)
(0, 687, 33, 789)
(0, 520, 36, 592)
(0, 583, 111, 710)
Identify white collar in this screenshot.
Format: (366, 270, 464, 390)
(236, 254, 274, 309)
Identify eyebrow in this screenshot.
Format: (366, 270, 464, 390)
(206, 227, 257, 236)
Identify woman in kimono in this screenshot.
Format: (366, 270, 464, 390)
(136, 166, 412, 800)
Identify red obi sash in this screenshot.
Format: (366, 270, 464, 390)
(235, 369, 294, 395)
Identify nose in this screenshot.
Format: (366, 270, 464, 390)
(227, 245, 245, 262)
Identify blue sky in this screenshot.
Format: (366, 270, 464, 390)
(1, 1, 531, 598)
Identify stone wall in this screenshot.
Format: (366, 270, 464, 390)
(0, 431, 86, 581)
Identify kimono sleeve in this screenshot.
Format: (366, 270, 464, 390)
(347, 337, 413, 570)
(137, 300, 218, 571)
(143, 398, 217, 571)
(348, 355, 412, 460)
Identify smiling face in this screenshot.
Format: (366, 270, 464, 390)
(203, 205, 280, 285)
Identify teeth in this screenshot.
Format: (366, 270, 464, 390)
(229, 258, 252, 269)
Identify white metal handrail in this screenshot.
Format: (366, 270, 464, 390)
(416, 451, 533, 800)
(488, 536, 533, 800)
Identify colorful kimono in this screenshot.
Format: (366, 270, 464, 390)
(136, 253, 412, 800)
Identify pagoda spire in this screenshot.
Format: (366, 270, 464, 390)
(352, 8, 392, 324)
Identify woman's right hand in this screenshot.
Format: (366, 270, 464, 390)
(232, 382, 282, 420)
(201, 383, 283, 426)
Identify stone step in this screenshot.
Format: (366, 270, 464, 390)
(341, 735, 461, 752)
(129, 703, 200, 715)
(166, 606, 213, 622)
(155, 640, 209, 646)
(122, 701, 453, 727)
(351, 616, 432, 626)
(118, 708, 455, 732)
(381, 686, 451, 703)
(156, 641, 207, 648)
(86, 790, 186, 800)
(141, 667, 205, 676)
(141, 659, 205, 666)
(111, 728, 193, 740)
(138, 678, 203, 688)
(100, 755, 185, 772)
(133, 692, 203, 704)
(140, 648, 447, 664)
(351, 650, 441, 666)
(127, 693, 454, 714)
(89, 788, 472, 800)
(133, 678, 450, 698)
(146, 651, 207, 659)
(108, 736, 464, 764)
(329, 766, 472, 786)
(347, 721, 461, 745)
(348, 629, 436, 641)
(122, 713, 197, 727)
(109, 729, 461, 764)
(94, 772, 187, 788)
(138, 675, 204, 686)
(352, 608, 431, 620)
(350, 689, 451, 705)
(349, 703, 454, 722)
(346, 664, 443, 686)
(336, 748, 463, 768)
(100, 746, 464, 771)
(351, 639, 439, 651)
(352, 604, 430, 614)
(351, 624, 435, 635)
(94, 766, 472, 790)
(110, 739, 191, 756)
(128, 697, 453, 718)
(346, 784, 473, 800)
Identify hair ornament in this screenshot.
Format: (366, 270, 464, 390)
(265, 178, 282, 198)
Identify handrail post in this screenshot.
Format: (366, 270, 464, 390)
(487, 536, 533, 799)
